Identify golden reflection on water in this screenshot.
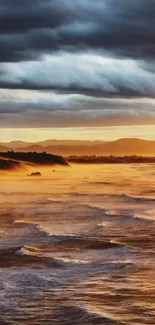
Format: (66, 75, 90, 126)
(0, 163, 155, 324)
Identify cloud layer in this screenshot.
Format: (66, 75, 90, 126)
(1, 88, 155, 127)
(1, 0, 155, 62)
(0, 0, 155, 127)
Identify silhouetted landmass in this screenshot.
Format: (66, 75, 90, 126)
(67, 155, 155, 164)
(0, 158, 23, 170)
(0, 139, 105, 150)
(0, 152, 68, 166)
(1, 138, 155, 156)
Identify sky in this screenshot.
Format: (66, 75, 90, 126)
(0, 0, 155, 141)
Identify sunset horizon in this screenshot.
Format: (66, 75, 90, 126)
(1, 1, 155, 324)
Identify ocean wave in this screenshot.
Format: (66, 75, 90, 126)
(47, 304, 122, 325)
(142, 189, 155, 195)
(36, 224, 80, 237)
(47, 197, 65, 203)
(14, 219, 61, 237)
(89, 181, 114, 185)
(0, 241, 132, 271)
(33, 237, 127, 254)
(84, 203, 106, 212)
(134, 212, 155, 222)
(120, 194, 155, 202)
(103, 209, 155, 225)
(68, 192, 155, 203)
(0, 300, 123, 325)
(66, 192, 110, 198)
(16, 247, 92, 265)
(69, 192, 90, 197)
(15, 246, 42, 256)
(0, 246, 64, 269)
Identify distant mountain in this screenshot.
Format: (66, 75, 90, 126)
(17, 144, 43, 152)
(0, 139, 106, 150)
(37, 139, 105, 147)
(0, 141, 32, 149)
(37, 138, 155, 156)
(43, 145, 96, 156)
(1, 138, 155, 156)
(0, 145, 11, 152)
(44, 138, 155, 156)
(94, 138, 155, 156)
(14, 144, 109, 156)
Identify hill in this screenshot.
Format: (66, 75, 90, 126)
(0, 141, 32, 149)
(0, 140, 106, 151)
(92, 138, 155, 156)
(37, 139, 104, 147)
(0, 152, 68, 166)
(0, 158, 24, 171)
(17, 144, 43, 152)
(0, 145, 11, 152)
(1, 138, 155, 156)
(18, 138, 155, 156)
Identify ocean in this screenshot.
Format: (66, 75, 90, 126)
(0, 163, 155, 324)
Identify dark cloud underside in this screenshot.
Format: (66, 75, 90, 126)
(0, 0, 155, 127)
(0, 0, 155, 62)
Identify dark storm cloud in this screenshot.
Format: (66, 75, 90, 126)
(0, 89, 155, 127)
(0, 0, 155, 127)
(0, 0, 155, 63)
(1, 53, 155, 98)
(0, 0, 70, 34)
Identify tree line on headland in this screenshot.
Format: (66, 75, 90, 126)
(0, 151, 68, 166)
(1, 151, 155, 171)
(67, 155, 155, 164)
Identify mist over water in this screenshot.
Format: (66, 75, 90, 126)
(0, 164, 155, 324)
